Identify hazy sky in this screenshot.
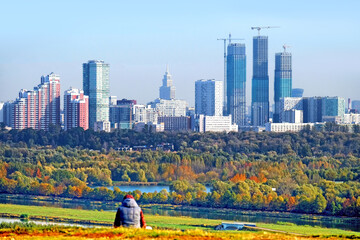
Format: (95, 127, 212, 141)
(1, 0, 359, 107)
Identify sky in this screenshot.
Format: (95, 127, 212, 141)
(0, 0, 359, 107)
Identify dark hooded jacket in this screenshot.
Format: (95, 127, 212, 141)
(114, 196, 146, 228)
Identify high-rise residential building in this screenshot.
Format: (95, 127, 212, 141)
(150, 99, 187, 117)
(226, 43, 247, 126)
(251, 36, 269, 126)
(3, 101, 13, 127)
(292, 88, 304, 98)
(109, 99, 136, 129)
(195, 79, 223, 116)
(274, 50, 292, 122)
(133, 104, 158, 124)
(6, 73, 60, 130)
(159, 65, 175, 100)
(64, 88, 89, 131)
(83, 60, 110, 129)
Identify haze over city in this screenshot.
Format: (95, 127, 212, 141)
(0, 0, 359, 106)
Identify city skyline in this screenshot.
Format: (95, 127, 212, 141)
(0, 1, 359, 107)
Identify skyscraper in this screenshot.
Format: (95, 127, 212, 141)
(195, 79, 223, 116)
(159, 65, 175, 100)
(226, 43, 246, 126)
(64, 88, 89, 131)
(274, 49, 292, 122)
(83, 60, 110, 128)
(251, 36, 269, 126)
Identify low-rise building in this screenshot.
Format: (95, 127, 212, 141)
(265, 122, 314, 132)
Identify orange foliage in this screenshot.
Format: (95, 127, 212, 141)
(230, 173, 246, 183)
(36, 168, 42, 178)
(249, 176, 260, 183)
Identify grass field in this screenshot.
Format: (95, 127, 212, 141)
(0, 203, 359, 238)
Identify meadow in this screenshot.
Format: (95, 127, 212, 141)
(0, 203, 359, 238)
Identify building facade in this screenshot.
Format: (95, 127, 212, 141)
(274, 51, 292, 122)
(157, 116, 191, 131)
(195, 79, 223, 116)
(150, 98, 187, 117)
(265, 122, 314, 132)
(159, 65, 175, 100)
(192, 114, 238, 133)
(226, 43, 246, 126)
(64, 88, 89, 131)
(6, 73, 60, 130)
(109, 99, 136, 129)
(292, 88, 304, 98)
(83, 60, 110, 129)
(251, 36, 269, 126)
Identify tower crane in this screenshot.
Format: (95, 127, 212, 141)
(217, 33, 244, 114)
(251, 26, 280, 35)
(283, 44, 291, 52)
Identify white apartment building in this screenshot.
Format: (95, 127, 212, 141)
(265, 122, 314, 132)
(195, 79, 223, 116)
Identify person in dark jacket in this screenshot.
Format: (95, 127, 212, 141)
(114, 194, 146, 228)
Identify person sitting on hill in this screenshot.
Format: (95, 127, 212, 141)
(114, 194, 146, 228)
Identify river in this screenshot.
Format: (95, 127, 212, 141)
(0, 194, 359, 232)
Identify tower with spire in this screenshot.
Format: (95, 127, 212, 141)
(159, 65, 176, 100)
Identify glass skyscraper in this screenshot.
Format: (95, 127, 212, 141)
(251, 36, 269, 126)
(83, 60, 110, 129)
(226, 43, 246, 126)
(274, 51, 292, 123)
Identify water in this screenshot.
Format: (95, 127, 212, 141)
(98, 185, 212, 193)
(0, 194, 359, 232)
(0, 217, 103, 228)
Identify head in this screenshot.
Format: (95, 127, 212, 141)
(123, 194, 134, 200)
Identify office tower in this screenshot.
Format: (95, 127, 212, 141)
(292, 88, 304, 98)
(195, 79, 223, 116)
(159, 65, 175, 100)
(279, 97, 303, 123)
(352, 100, 360, 113)
(150, 99, 187, 117)
(133, 105, 158, 124)
(64, 88, 89, 131)
(322, 97, 345, 121)
(251, 36, 269, 126)
(226, 43, 246, 126)
(274, 50, 292, 122)
(83, 60, 110, 128)
(109, 99, 136, 129)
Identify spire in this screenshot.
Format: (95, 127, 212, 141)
(166, 64, 169, 74)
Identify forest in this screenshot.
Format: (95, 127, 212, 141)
(0, 126, 359, 217)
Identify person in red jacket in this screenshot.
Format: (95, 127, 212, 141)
(114, 194, 146, 228)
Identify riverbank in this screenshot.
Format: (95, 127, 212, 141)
(0, 203, 359, 236)
(1, 193, 358, 230)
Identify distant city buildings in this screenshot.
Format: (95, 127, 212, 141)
(3, 73, 60, 130)
(195, 79, 223, 116)
(265, 122, 314, 132)
(192, 114, 238, 133)
(83, 60, 110, 129)
(352, 100, 360, 113)
(109, 99, 136, 129)
(292, 88, 304, 98)
(150, 98, 187, 117)
(0, 102, 4, 123)
(274, 48, 292, 123)
(251, 36, 269, 126)
(159, 65, 175, 100)
(157, 116, 191, 131)
(226, 43, 246, 126)
(278, 96, 345, 123)
(64, 88, 89, 131)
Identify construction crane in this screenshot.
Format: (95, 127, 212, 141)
(217, 33, 244, 114)
(251, 26, 280, 35)
(283, 44, 291, 52)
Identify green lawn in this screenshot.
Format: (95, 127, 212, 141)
(0, 203, 359, 237)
